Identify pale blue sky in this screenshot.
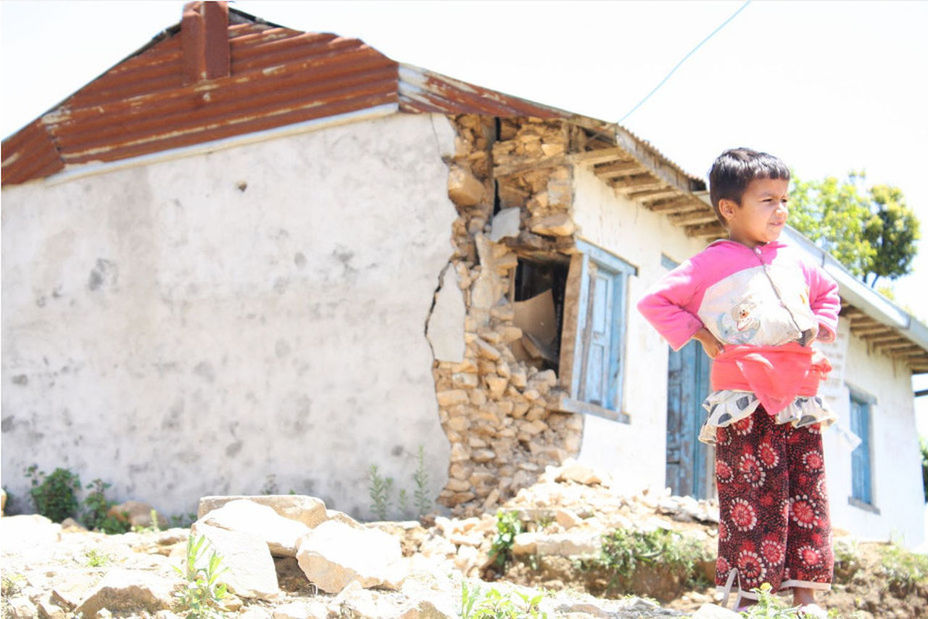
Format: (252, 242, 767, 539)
(2, 0, 926, 421)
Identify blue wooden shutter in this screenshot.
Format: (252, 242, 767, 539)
(572, 241, 636, 413)
(584, 267, 614, 406)
(849, 394, 872, 504)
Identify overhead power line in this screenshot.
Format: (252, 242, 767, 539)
(618, 0, 752, 124)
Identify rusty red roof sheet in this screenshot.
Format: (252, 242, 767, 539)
(0, 3, 691, 188)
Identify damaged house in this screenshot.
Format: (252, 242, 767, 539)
(3, 1, 927, 548)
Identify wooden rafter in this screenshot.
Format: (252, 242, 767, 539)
(669, 209, 718, 225)
(686, 222, 726, 238)
(646, 197, 694, 212)
(594, 161, 645, 179)
(625, 187, 679, 201)
(574, 147, 631, 166)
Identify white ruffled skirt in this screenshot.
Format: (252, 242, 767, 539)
(698, 390, 838, 445)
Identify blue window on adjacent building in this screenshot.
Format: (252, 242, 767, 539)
(562, 240, 637, 421)
(849, 391, 873, 505)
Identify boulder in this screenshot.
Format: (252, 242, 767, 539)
(60, 517, 88, 532)
(296, 520, 404, 594)
(554, 461, 603, 486)
(73, 569, 175, 618)
(198, 499, 310, 557)
(189, 522, 279, 599)
(107, 501, 168, 529)
(447, 165, 485, 207)
(324, 509, 366, 530)
(197, 495, 328, 529)
(0, 514, 61, 555)
(50, 571, 101, 610)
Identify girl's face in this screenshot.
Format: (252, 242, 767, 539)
(720, 177, 790, 249)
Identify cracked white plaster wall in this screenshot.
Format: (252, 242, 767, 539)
(426, 266, 466, 363)
(1, 113, 458, 519)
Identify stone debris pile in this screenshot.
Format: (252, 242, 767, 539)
(0, 460, 738, 618)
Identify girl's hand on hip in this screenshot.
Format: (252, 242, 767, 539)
(693, 327, 724, 359)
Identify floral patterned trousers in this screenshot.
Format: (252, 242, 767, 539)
(715, 407, 833, 601)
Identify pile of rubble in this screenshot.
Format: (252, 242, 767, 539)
(1, 460, 740, 618)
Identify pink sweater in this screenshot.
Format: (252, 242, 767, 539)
(637, 240, 840, 352)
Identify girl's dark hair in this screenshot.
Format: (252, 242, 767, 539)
(708, 148, 790, 223)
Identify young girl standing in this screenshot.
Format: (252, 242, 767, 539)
(638, 148, 839, 616)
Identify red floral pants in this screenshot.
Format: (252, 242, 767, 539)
(715, 408, 833, 600)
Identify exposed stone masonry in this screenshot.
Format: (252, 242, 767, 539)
(435, 115, 583, 516)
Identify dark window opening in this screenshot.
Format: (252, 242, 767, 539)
(512, 258, 568, 373)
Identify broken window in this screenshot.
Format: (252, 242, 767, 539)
(511, 258, 567, 373)
(557, 240, 637, 422)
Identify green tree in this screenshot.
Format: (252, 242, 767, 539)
(789, 172, 920, 287)
(863, 184, 920, 287)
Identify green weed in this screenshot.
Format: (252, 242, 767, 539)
(460, 581, 546, 619)
(413, 445, 431, 515)
(601, 528, 708, 579)
(81, 478, 130, 534)
(584, 527, 710, 592)
(25, 465, 80, 523)
(368, 464, 394, 521)
(489, 510, 523, 570)
(879, 542, 928, 591)
(173, 535, 228, 618)
(83, 549, 111, 567)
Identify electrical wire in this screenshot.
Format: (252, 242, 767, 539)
(618, 0, 752, 124)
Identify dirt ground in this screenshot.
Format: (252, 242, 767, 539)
(499, 538, 928, 618)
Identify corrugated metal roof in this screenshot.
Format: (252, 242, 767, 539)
(2, 8, 400, 184)
(2, 3, 705, 191)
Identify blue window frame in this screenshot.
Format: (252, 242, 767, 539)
(849, 391, 873, 505)
(562, 240, 637, 421)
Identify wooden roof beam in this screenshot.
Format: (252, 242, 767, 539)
(851, 324, 895, 336)
(573, 146, 630, 166)
(668, 209, 718, 225)
(594, 161, 646, 179)
(625, 186, 679, 201)
(646, 197, 694, 212)
(686, 222, 726, 238)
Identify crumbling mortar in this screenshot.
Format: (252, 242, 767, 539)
(434, 114, 584, 517)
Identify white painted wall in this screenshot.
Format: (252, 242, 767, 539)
(569, 165, 706, 496)
(822, 321, 925, 548)
(1, 113, 457, 520)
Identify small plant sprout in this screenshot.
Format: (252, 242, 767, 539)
(173, 535, 228, 618)
(413, 445, 431, 516)
(83, 549, 111, 567)
(368, 464, 394, 521)
(489, 510, 523, 570)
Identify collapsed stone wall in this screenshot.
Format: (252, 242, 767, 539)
(434, 115, 584, 516)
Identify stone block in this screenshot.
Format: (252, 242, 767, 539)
(198, 499, 311, 557)
(74, 569, 175, 618)
(530, 213, 575, 237)
(436, 390, 469, 407)
(197, 495, 327, 529)
(448, 165, 485, 207)
(296, 520, 403, 594)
